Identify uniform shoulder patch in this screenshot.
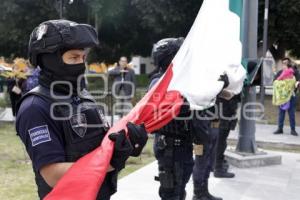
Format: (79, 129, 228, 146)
(28, 125, 51, 147)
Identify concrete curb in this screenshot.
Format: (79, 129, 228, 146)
(228, 138, 300, 152)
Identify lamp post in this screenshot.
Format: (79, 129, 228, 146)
(236, 0, 259, 153)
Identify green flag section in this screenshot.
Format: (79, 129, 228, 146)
(167, 0, 247, 106)
(229, 0, 244, 43)
(230, 0, 262, 86)
(229, 0, 243, 17)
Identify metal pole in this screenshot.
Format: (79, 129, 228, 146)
(236, 0, 258, 153)
(259, 0, 270, 105)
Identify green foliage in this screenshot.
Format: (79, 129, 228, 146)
(0, 0, 58, 58)
(135, 74, 149, 88)
(132, 0, 203, 37)
(258, 0, 300, 59)
(0, 0, 299, 62)
(0, 91, 10, 108)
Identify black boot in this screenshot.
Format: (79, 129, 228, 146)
(214, 160, 235, 178)
(291, 129, 299, 136)
(193, 182, 222, 200)
(273, 128, 283, 134)
(221, 160, 229, 171)
(214, 169, 235, 178)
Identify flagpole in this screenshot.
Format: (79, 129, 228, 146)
(236, 0, 258, 153)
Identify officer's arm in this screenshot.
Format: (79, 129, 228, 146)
(40, 162, 74, 187)
(40, 163, 115, 187)
(108, 67, 121, 76)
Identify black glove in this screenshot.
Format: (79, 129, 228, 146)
(178, 97, 191, 116)
(218, 74, 229, 89)
(127, 122, 148, 157)
(109, 130, 133, 171)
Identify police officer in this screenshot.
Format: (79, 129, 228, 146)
(214, 94, 241, 178)
(150, 38, 194, 200)
(16, 20, 148, 200)
(192, 76, 230, 200)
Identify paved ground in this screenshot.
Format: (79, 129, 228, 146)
(112, 150, 300, 200)
(229, 124, 300, 149)
(0, 108, 14, 122)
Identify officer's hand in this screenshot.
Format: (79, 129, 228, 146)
(109, 130, 133, 171)
(126, 122, 148, 157)
(178, 97, 191, 116)
(218, 73, 229, 89)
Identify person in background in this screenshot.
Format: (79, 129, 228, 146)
(0, 75, 4, 93)
(273, 57, 300, 136)
(6, 66, 26, 116)
(108, 56, 136, 117)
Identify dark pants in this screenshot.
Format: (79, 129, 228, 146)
(115, 89, 132, 117)
(154, 134, 194, 200)
(9, 92, 22, 116)
(193, 128, 218, 185)
(215, 127, 230, 166)
(0, 79, 4, 93)
(278, 95, 297, 130)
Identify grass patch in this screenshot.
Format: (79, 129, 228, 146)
(0, 123, 155, 199)
(119, 136, 155, 178)
(0, 124, 38, 200)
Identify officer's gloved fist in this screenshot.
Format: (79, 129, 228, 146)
(109, 130, 133, 171)
(218, 73, 229, 89)
(126, 122, 148, 157)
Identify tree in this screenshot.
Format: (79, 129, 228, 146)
(132, 0, 203, 38)
(0, 0, 58, 59)
(258, 0, 300, 61)
(0, 0, 299, 63)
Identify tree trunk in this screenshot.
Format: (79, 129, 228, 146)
(94, 12, 102, 35)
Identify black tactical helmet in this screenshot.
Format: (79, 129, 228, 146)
(152, 37, 184, 72)
(28, 19, 99, 67)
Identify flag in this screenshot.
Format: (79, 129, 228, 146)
(45, 0, 246, 199)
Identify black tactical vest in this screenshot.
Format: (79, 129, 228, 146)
(17, 86, 112, 199)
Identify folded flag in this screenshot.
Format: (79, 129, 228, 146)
(45, 0, 246, 199)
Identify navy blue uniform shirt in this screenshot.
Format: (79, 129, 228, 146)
(16, 95, 66, 172)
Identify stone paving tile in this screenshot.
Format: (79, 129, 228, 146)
(230, 124, 300, 146)
(112, 151, 300, 200)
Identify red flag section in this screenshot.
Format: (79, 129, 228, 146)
(45, 65, 184, 200)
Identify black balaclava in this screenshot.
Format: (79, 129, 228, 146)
(38, 49, 86, 96)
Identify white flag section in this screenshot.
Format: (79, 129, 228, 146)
(168, 0, 246, 110)
(44, 1, 247, 199)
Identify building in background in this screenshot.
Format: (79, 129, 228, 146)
(130, 56, 155, 75)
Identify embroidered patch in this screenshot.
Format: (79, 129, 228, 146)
(28, 125, 51, 147)
(70, 113, 87, 138)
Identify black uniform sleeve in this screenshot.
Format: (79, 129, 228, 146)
(16, 96, 66, 172)
(294, 68, 300, 81)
